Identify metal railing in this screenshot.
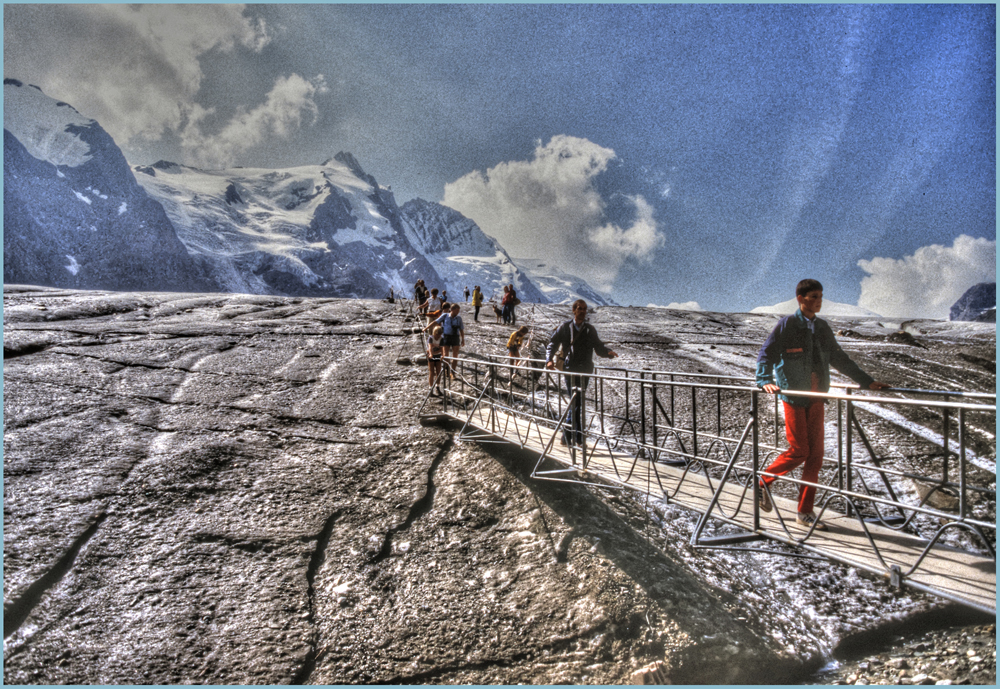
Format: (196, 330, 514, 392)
(420, 354, 996, 611)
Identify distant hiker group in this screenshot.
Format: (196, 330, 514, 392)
(412, 278, 467, 395)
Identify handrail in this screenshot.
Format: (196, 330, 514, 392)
(449, 356, 996, 413)
(479, 355, 997, 400)
(426, 352, 996, 612)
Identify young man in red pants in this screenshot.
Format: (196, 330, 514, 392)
(755, 279, 890, 530)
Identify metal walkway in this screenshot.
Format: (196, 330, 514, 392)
(420, 356, 996, 615)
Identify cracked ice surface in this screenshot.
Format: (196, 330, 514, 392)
(2, 287, 994, 685)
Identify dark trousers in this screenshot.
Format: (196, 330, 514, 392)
(474, 304, 481, 321)
(563, 374, 589, 445)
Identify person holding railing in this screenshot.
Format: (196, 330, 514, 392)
(756, 279, 890, 530)
(507, 325, 530, 377)
(545, 300, 618, 447)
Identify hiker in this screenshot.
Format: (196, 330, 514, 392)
(426, 325, 445, 396)
(500, 285, 513, 325)
(441, 289, 449, 304)
(756, 279, 890, 531)
(507, 325, 530, 369)
(464, 286, 470, 302)
(420, 288, 443, 323)
(507, 283, 519, 325)
(545, 300, 618, 447)
(471, 286, 484, 322)
(424, 303, 465, 377)
(414, 280, 428, 314)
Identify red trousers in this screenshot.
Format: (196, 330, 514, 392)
(761, 400, 825, 514)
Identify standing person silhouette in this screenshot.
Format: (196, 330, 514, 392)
(471, 286, 483, 322)
(756, 279, 890, 530)
(545, 300, 617, 447)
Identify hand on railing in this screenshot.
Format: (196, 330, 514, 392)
(762, 381, 891, 395)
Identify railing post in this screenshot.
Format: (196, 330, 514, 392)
(716, 377, 722, 437)
(599, 375, 606, 439)
(845, 389, 854, 518)
(958, 407, 967, 520)
(752, 389, 761, 531)
(640, 370, 647, 455)
(942, 402, 951, 485)
(773, 394, 779, 448)
(487, 361, 495, 433)
(624, 373, 631, 425)
(579, 377, 587, 468)
(837, 398, 844, 492)
(670, 374, 675, 425)
(651, 372, 659, 460)
(691, 385, 698, 459)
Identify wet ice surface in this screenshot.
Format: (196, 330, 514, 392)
(3, 287, 995, 684)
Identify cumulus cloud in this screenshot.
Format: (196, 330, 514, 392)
(442, 135, 664, 292)
(4, 4, 324, 167)
(857, 235, 996, 318)
(183, 74, 328, 168)
(649, 301, 702, 311)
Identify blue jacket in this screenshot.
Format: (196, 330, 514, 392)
(756, 309, 874, 406)
(435, 313, 464, 336)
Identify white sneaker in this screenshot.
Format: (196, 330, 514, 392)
(796, 512, 827, 531)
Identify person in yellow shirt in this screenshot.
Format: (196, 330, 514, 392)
(471, 285, 484, 322)
(507, 325, 529, 363)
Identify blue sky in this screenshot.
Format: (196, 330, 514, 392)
(4, 4, 995, 316)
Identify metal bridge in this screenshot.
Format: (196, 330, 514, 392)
(418, 355, 996, 615)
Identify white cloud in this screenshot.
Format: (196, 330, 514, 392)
(6, 5, 267, 139)
(183, 74, 328, 168)
(649, 301, 702, 311)
(4, 5, 324, 167)
(442, 135, 664, 292)
(857, 235, 996, 319)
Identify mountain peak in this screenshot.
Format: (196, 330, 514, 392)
(950, 282, 996, 322)
(4, 80, 95, 168)
(332, 151, 379, 189)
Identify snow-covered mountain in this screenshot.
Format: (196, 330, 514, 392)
(398, 199, 546, 303)
(133, 154, 443, 298)
(3, 79, 211, 292)
(513, 258, 617, 306)
(3, 82, 612, 304)
(950, 282, 995, 322)
(750, 297, 880, 318)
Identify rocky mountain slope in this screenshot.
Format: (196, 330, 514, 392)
(950, 282, 996, 322)
(133, 153, 443, 299)
(513, 257, 618, 307)
(4, 82, 611, 305)
(398, 198, 545, 303)
(3, 80, 211, 293)
(4, 286, 994, 684)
